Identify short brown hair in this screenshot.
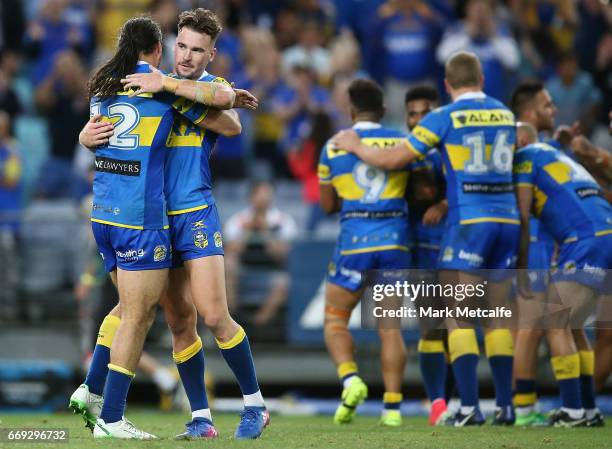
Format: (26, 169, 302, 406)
(348, 78, 384, 118)
(178, 8, 222, 41)
(445, 51, 482, 89)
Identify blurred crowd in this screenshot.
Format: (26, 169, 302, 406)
(0, 0, 611, 331)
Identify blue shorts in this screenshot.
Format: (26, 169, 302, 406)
(551, 234, 612, 292)
(92, 222, 171, 272)
(169, 205, 224, 268)
(412, 242, 440, 270)
(527, 238, 555, 293)
(438, 221, 519, 279)
(328, 248, 411, 292)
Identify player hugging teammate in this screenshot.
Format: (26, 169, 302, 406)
(327, 50, 611, 428)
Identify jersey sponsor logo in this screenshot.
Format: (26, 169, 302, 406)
(450, 109, 514, 128)
(154, 245, 168, 262)
(339, 265, 362, 283)
(194, 230, 208, 249)
(341, 210, 407, 220)
(513, 161, 532, 174)
(191, 220, 205, 230)
(575, 187, 601, 199)
(411, 126, 440, 147)
(214, 231, 223, 248)
(458, 249, 484, 267)
(95, 156, 141, 176)
(584, 263, 606, 280)
(462, 182, 514, 194)
(116, 248, 145, 261)
(93, 203, 121, 215)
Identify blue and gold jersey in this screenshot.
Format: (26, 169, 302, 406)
(410, 149, 446, 246)
(91, 62, 207, 230)
(514, 142, 612, 244)
(164, 72, 229, 215)
(406, 92, 518, 225)
(318, 122, 411, 253)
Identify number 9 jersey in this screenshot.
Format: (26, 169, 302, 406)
(318, 122, 412, 291)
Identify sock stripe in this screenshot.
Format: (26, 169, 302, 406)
(418, 339, 445, 353)
(173, 337, 203, 364)
(338, 361, 358, 380)
(97, 315, 121, 348)
(383, 392, 403, 403)
(216, 326, 246, 350)
(448, 329, 479, 363)
(484, 329, 514, 358)
(578, 350, 594, 376)
(108, 363, 135, 378)
(514, 392, 537, 407)
(551, 353, 580, 380)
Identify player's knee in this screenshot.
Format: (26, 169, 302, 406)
(203, 311, 225, 331)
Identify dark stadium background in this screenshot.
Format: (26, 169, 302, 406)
(0, 0, 610, 415)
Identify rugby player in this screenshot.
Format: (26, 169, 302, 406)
(319, 79, 412, 426)
(77, 9, 268, 440)
(514, 122, 611, 427)
(332, 52, 518, 426)
(71, 16, 235, 439)
(404, 85, 453, 425)
(509, 82, 557, 426)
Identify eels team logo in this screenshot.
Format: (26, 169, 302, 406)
(194, 230, 208, 249)
(442, 246, 454, 262)
(328, 262, 337, 276)
(214, 231, 223, 248)
(153, 245, 167, 262)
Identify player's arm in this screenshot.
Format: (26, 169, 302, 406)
(319, 183, 341, 214)
(121, 69, 236, 109)
(199, 109, 242, 137)
(422, 199, 448, 226)
(317, 152, 341, 214)
(515, 184, 533, 298)
(331, 129, 419, 170)
(79, 115, 115, 150)
(513, 148, 536, 298)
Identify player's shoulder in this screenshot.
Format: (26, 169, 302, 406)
(201, 71, 231, 86)
(516, 142, 557, 157)
(371, 126, 408, 139)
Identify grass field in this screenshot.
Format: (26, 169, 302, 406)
(0, 412, 611, 449)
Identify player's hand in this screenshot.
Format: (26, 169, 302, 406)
(121, 68, 164, 96)
(80, 114, 114, 149)
(422, 201, 447, 226)
(233, 89, 259, 110)
(516, 270, 533, 300)
(330, 129, 361, 153)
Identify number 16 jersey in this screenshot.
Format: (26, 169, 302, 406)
(406, 91, 519, 225)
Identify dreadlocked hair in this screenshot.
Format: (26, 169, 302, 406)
(88, 17, 162, 100)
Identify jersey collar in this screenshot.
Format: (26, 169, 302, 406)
(454, 91, 486, 102)
(352, 121, 381, 130)
(198, 70, 209, 81)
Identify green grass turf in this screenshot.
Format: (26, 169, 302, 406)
(0, 412, 611, 449)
